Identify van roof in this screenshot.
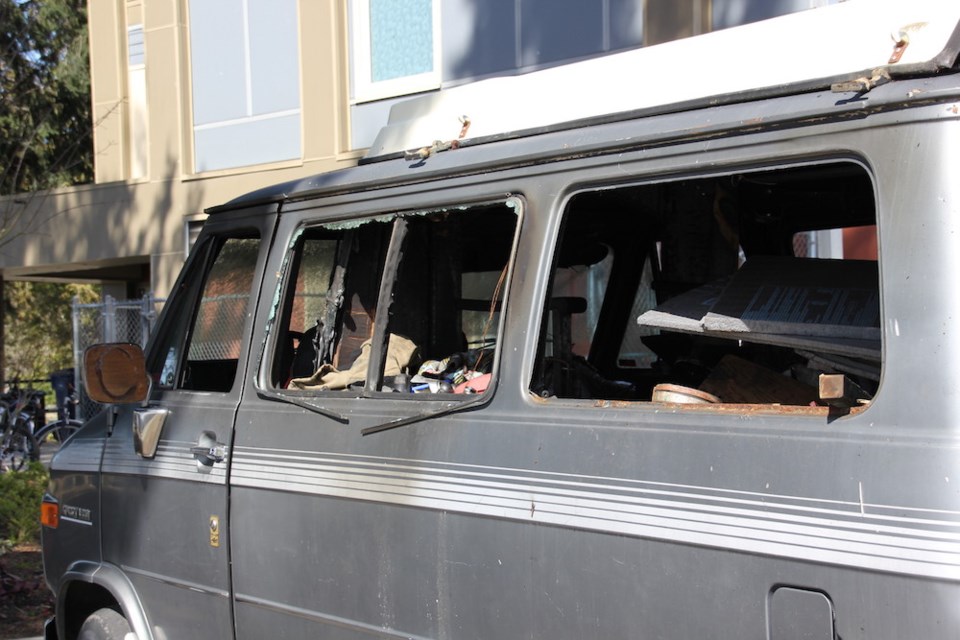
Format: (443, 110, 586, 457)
(365, 0, 960, 161)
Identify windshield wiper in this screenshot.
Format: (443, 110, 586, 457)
(361, 393, 488, 436)
(257, 388, 349, 423)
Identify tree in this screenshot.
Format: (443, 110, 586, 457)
(0, 0, 92, 198)
(3, 281, 97, 382)
(1, 0, 95, 385)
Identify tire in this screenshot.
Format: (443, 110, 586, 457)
(35, 419, 83, 446)
(78, 607, 132, 640)
(0, 423, 39, 472)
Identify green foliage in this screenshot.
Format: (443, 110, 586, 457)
(0, 463, 48, 547)
(0, 0, 92, 195)
(1, 2, 98, 385)
(3, 282, 98, 382)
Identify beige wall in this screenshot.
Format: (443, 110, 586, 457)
(0, 0, 729, 299)
(0, 0, 359, 298)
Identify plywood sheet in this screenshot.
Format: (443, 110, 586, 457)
(702, 257, 880, 340)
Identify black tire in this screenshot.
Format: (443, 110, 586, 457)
(78, 607, 131, 640)
(0, 422, 39, 472)
(35, 418, 83, 446)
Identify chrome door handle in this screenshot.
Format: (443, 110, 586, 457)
(191, 444, 227, 464)
(192, 431, 228, 466)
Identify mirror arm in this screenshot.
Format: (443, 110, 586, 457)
(105, 405, 118, 436)
(142, 375, 154, 409)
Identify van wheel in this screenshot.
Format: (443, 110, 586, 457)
(78, 608, 132, 640)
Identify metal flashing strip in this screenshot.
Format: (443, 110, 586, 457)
(234, 593, 433, 640)
(366, 0, 960, 159)
(121, 564, 230, 599)
(230, 447, 960, 581)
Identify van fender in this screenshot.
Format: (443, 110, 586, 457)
(57, 561, 154, 640)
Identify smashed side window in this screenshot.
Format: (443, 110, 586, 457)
(272, 201, 518, 397)
(376, 204, 517, 395)
(531, 162, 880, 413)
(272, 220, 391, 389)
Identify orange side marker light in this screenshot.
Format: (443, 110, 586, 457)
(41, 500, 59, 529)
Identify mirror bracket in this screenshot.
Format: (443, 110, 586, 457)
(133, 407, 170, 459)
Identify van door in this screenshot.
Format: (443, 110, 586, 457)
(229, 201, 520, 637)
(99, 209, 274, 638)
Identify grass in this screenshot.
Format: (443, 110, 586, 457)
(0, 464, 53, 638)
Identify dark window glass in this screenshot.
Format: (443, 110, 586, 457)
(151, 234, 261, 393)
(531, 163, 880, 412)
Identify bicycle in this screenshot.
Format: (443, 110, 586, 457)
(0, 385, 40, 472)
(34, 372, 83, 446)
(33, 388, 83, 448)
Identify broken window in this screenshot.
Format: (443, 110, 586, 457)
(272, 201, 518, 398)
(530, 162, 880, 413)
(271, 220, 392, 389)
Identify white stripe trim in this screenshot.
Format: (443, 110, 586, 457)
(102, 440, 227, 484)
(229, 448, 960, 580)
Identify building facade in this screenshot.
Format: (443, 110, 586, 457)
(0, 0, 836, 300)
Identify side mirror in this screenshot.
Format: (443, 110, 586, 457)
(83, 343, 150, 404)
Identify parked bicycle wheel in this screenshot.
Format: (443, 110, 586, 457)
(35, 419, 84, 446)
(1, 422, 39, 472)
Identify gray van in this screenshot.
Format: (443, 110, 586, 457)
(41, 3, 960, 639)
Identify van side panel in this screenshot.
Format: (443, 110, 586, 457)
(229, 106, 960, 639)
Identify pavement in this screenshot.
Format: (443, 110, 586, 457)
(38, 443, 58, 467)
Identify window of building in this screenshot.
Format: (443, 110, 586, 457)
(712, 0, 841, 31)
(184, 215, 207, 257)
(271, 201, 519, 400)
(151, 234, 261, 393)
(127, 24, 148, 180)
(349, 0, 442, 103)
(188, 0, 301, 172)
(530, 162, 880, 414)
(348, 0, 648, 145)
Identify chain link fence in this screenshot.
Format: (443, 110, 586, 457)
(72, 294, 165, 419)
